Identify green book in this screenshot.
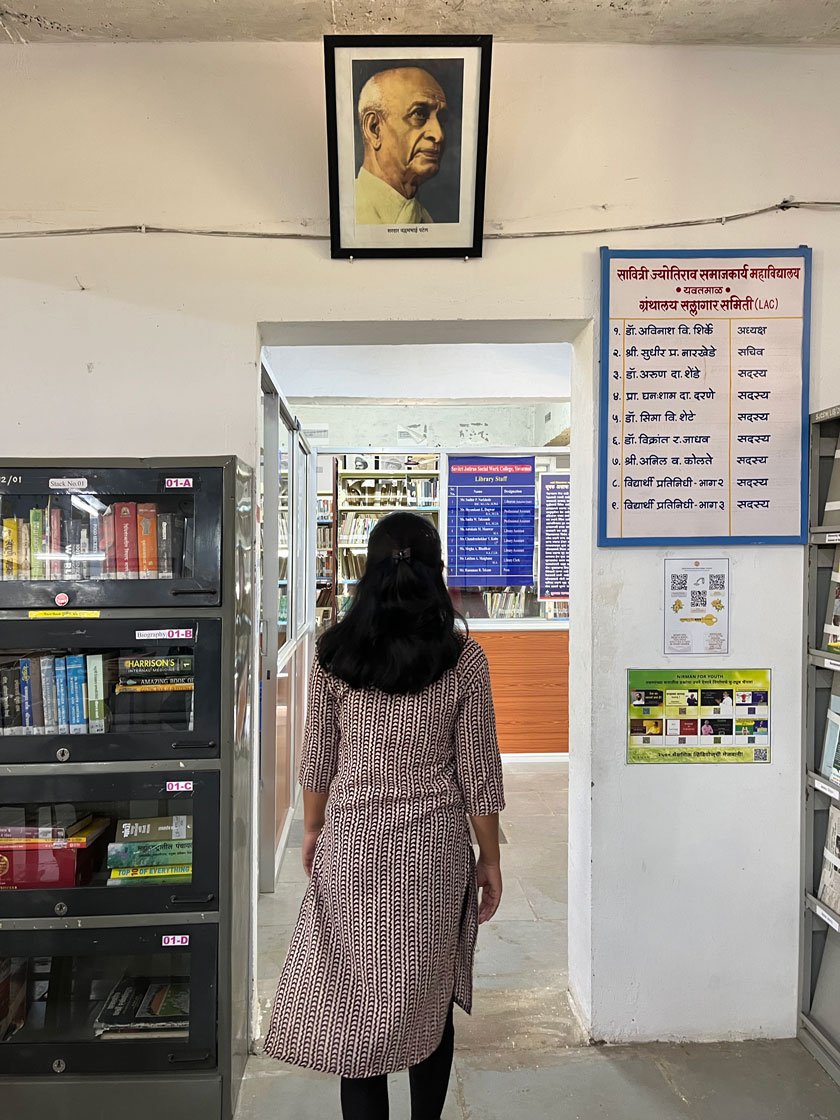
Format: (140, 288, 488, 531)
(107, 840, 193, 869)
(29, 509, 46, 580)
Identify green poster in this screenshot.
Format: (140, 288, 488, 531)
(627, 668, 771, 764)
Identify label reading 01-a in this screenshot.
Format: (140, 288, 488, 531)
(165, 477, 193, 489)
(162, 934, 190, 947)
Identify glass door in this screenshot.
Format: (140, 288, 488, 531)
(0, 769, 220, 918)
(0, 618, 221, 764)
(0, 922, 217, 1074)
(0, 464, 223, 609)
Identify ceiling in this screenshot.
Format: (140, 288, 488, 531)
(1, 0, 839, 45)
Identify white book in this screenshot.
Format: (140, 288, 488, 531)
(824, 548, 840, 653)
(819, 804, 840, 914)
(39, 656, 59, 736)
(824, 439, 840, 527)
(86, 653, 107, 734)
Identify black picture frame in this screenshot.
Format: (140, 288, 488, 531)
(324, 34, 492, 260)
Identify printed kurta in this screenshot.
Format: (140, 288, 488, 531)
(263, 637, 505, 1078)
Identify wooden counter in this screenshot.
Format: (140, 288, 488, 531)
(472, 629, 569, 754)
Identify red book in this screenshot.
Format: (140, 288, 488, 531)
(0, 844, 98, 889)
(114, 502, 139, 579)
(136, 503, 159, 579)
(49, 506, 63, 579)
(102, 507, 116, 577)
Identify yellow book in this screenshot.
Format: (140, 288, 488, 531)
(2, 518, 18, 578)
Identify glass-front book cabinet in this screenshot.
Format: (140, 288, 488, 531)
(0, 458, 254, 1120)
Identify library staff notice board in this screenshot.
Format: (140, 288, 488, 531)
(628, 669, 771, 764)
(599, 247, 810, 546)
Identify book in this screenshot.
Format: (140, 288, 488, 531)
(137, 503, 159, 579)
(2, 518, 17, 579)
(115, 682, 194, 694)
(824, 548, 840, 653)
(0, 816, 108, 848)
(0, 842, 99, 889)
(28, 655, 44, 734)
(115, 815, 193, 842)
(182, 516, 195, 578)
(63, 515, 82, 580)
(39, 656, 59, 736)
(29, 508, 46, 580)
(818, 804, 840, 913)
(94, 976, 189, 1032)
(120, 675, 194, 687)
(66, 654, 88, 734)
(102, 506, 116, 577)
(108, 864, 191, 881)
(107, 840, 193, 868)
(54, 657, 69, 734)
(19, 658, 34, 735)
(118, 656, 193, 677)
(17, 518, 30, 581)
(824, 438, 840, 527)
(86, 653, 107, 734)
(48, 501, 63, 579)
(157, 513, 174, 579)
(0, 665, 17, 736)
(115, 502, 139, 579)
(0, 810, 93, 840)
(88, 511, 102, 579)
(171, 515, 185, 578)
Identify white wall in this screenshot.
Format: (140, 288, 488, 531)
(269, 343, 572, 399)
(2, 40, 840, 1043)
(291, 401, 540, 447)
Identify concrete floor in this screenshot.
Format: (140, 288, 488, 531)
(239, 756, 840, 1120)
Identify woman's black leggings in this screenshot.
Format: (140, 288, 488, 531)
(339, 1002, 455, 1120)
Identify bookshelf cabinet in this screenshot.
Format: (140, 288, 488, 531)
(0, 457, 254, 1120)
(800, 406, 840, 1086)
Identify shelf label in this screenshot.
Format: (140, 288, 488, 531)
(823, 659, 840, 672)
(165, 477, 193, 489)
(814, 778, 840, 800)
(29, 610, 101, 619)
(161, 934, 190, 947)
(135, 628, 194, 640)
(49, 477, 88, 491)
(827, 533, 840, 544)
(816, 904, 840, 932)
(166, 780, 193, 792)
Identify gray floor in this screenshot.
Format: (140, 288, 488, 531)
(239, 757, 840, 1119)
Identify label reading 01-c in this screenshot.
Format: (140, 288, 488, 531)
(166, 780, 194, 792)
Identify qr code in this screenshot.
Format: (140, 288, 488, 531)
(691, 590, 707, 609)
(709, 574, 726, 591)
(671, 574, 688, 592)
(754, 748, 768, 761)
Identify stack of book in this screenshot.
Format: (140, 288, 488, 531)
(106, 814, 193, 886)
(0, 652, 114, 736)
(0, 808, 109, 889)
(111, 654, 195, 733)
(0, 498, 194, 581)
(93, 974, 190, 1040)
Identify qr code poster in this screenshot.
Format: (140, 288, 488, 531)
(664, 558, 730, 656)
(628, 668, 770, 765)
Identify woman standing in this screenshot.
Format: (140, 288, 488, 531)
(264, 511, 505, 1119)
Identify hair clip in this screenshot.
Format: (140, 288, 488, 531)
(392, 548, 412, 564)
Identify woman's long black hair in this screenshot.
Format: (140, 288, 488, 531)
(317, 511, 465, 694)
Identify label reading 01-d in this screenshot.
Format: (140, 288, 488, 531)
(165, 477, 193, 489)
(49, 477, 88, 491)
(162, 934, 190, 947)
(166, 780, 194, 792)
(135, 628, 194, 640)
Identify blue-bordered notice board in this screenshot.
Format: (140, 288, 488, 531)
(599, 247, 811, 547)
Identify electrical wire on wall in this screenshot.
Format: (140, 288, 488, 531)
(0, 199, 837, 243)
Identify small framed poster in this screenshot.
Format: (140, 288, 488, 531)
(664, 557, 730, 655)
(324, 35, 492, 259)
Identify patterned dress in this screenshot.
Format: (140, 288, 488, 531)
(263, 637, 505, 1079)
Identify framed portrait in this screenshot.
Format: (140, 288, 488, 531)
(324, 34, 492, 259)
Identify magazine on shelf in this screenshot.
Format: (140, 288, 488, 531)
(819, 672, 840, 783)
